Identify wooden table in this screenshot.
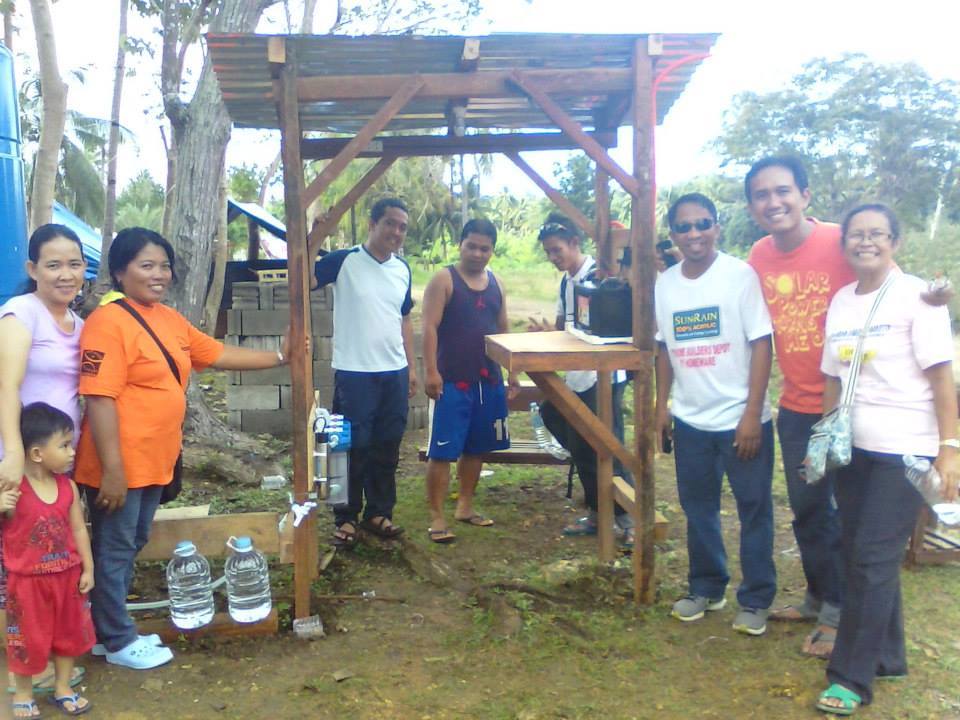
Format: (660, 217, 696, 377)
(486, 331, 656, 599)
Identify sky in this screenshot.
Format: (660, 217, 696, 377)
(8, 0, 960, 207)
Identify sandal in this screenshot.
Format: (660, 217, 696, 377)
(455, 514, 494, 527)
(816, 684, 861, 715)
(12, 700, 41, 719)
(48, 692, 92, 716)
(803, 626, 837, 659)
(562, 516, 598, 536)
(332, 522, 359, 548)
(359, 516, 404, 539)
(428, 528, 456, 544)
(769, 604, 819, 622)
(8, 665, 85, 695)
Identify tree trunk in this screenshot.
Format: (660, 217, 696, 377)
(27, 0, 68, 230)
(203, 153, 228, 332)
(3, 1, 14, 50)
(99, 0, 128, 273)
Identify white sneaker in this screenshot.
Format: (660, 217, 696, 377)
(105, 636, 174, 670)
(92, 633, 162, 657)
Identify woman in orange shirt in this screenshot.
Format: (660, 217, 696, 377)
(74, 227, 292, 671)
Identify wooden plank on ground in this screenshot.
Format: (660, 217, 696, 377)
(153, 505, 210, 521)
(612, 477, 668, 542)
(138, 609, 279, 643)
(139, 512, 281, 561)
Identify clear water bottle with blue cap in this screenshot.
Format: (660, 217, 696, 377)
(225, 536, 272, 623)
(903, 455, 960, 525)
(166, 540, 215, 629)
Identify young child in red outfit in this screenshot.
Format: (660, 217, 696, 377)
(4, 403, 94, 718)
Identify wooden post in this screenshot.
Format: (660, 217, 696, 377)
(594, 167, 611, 274)
(505, 152, 593, 240)
(596, 370, 615, 561)
(630, 38, 657, 605)
(276, 44, 317, 620)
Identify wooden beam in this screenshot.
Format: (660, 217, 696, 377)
(506, 152, 593, 240)
(139, 609, 279, 643)
(595, 167, 611, 274)
(612, 478, 669, 542)
(596, 370, 615, 562)
(302, 76, 424, 209)
(277, 49, 317, 620)
(509, 70, 640, 196)
(301, 130, 616, 160)
(630, 38, 657, 606)
(527, 371, 642, 479)
(293, 67, 632, 103)
(307, 155, 396, 249)
(139, 512, 281, 562)
(267, 37, 285, 66)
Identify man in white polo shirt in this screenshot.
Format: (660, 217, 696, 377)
(312, 198, 418, 548)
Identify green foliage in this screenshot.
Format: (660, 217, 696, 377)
(115, 171, 165, 232)
(553, 154, 595, 219)
(716, 54, 960, 229)
(332, 0, 483, 33)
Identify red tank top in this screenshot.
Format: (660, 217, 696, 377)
(2, 474, 80, 575)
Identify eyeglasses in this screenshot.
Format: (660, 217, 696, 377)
(671, 218, 715, 234)
(845, 230, 893, 244)
(538, 222, 574, 237)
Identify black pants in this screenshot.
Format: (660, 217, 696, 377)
(540, 381, 633, 516)
(826, 448, 923, 704)
(332, 368, 409, 525)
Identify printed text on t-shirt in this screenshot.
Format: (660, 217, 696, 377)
(758, 270, 832, 354)
(673, 306, 720, 341)
(670, 342, 731, 368)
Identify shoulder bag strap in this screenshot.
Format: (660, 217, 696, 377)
(840, 273, 895, 407)
(115, 299, 182, 385)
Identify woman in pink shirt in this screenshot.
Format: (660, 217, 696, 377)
(0, 223, 88, 698)
(816, 204, 958, 715)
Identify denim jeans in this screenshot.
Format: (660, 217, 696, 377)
(332, 368, 409, 525)
(827, 449, 923, 705)
(776, 408, 844, 626)
(673, 417, 777, 610)
(83, 484, 163, 653)
(541, 380, 634, 517)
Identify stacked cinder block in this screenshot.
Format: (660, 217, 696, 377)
(225, 280, 429, 437)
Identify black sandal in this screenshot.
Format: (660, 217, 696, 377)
(332, 522, 358, 548)
(359, 516, 404, 539)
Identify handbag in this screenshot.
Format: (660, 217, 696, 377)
(116, 299, 185, 504)
(804, 275, 894, 484)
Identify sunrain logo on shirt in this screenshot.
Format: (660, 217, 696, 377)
(673, 306, 720, 341)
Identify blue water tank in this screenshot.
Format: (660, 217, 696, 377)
(0, 43, 28, 303)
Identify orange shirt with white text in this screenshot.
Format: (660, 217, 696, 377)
(74, 301, 224, 489)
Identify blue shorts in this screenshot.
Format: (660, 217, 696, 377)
(427, 380, 510, 461)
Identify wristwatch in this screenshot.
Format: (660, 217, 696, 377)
(941, 439, 960, 449)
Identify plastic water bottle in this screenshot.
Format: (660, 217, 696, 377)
(166, 541, 215, 629)
(903, 455, 960, 525)
(529, 402, 571, 461)
(224, 536, 272, 623)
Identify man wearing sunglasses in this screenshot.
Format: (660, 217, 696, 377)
(655, 192, 777, 636)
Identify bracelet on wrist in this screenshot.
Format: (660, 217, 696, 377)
(276, 350, 285, 366)
(940, 438, 960, 450)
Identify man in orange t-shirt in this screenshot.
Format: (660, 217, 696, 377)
(745, 156, 853, 658)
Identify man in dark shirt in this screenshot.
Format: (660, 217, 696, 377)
(421, 219, 518, 543)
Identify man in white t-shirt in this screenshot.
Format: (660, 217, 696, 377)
(654, 193, 777, 636)
(531, 214, 634, 545)
(312, 198, 419, 549)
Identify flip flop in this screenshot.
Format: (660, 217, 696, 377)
(12, 700, 41, 719)
(48, 692, 92, 716)
(455, 514, 494, 527)
(359, 517, 404, 539)
(803, 626, 837, 659)
(332, 523, 359, 548)
(816, 684, 860, 715)
(8, 666, 85, 695)
(428, 528, 456, 544)
(769, 604, 819, 622)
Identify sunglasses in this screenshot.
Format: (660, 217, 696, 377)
(538, 222, 575, 236)
(671, 218, 716, 234)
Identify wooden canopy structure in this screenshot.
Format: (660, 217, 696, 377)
(209, 31, 718, 617)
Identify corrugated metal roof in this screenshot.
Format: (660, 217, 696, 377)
(207, 32, 718, 133)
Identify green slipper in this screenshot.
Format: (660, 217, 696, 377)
(816, 684, 861, 716)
